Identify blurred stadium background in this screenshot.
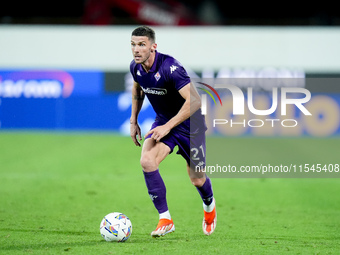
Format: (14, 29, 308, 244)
(0, 0, 339, 135)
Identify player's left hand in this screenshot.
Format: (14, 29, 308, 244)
(144, 125, 171, 142)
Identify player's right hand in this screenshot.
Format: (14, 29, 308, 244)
(130, 123, 142, 147)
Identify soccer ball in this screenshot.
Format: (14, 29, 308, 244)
(100, 212, 132, 242)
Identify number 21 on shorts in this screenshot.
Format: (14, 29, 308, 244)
(191, 145, 205, 161)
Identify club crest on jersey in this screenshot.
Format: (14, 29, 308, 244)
(154, 72, 161, 81)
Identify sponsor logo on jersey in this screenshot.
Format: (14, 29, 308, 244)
(137, 70, 141, 76)
(170, 65, 178, 74)
(141, 86, 167, 95)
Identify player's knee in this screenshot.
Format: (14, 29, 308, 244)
(190, 177, 206, 188)
(140, 154, 157, 172)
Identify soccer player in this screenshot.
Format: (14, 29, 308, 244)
(129, 26, 216, 237)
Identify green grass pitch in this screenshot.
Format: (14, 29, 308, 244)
(0, 132, 340, 254)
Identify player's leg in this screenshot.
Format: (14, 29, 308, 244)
(141, 137, 170, 172)
(187, 165, 213, 205)
(140, 138, 175, 237)
(187, 164, 216, 235)
(182, 130, 216, 235)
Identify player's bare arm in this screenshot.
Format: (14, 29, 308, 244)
(145, 82, 201, 142)
(130, 81, 145, 147)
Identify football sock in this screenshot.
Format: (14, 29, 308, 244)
(196, 176, 214, 206)
(143, 169, 168, 214)
(203, 198, 215, 213)
(159, 210, 171, 220)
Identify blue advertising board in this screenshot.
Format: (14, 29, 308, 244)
(1, 69, 340, 137)
(0, 69, 155, 131)
(0, 69, 103, 98)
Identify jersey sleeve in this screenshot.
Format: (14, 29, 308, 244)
(129, 60, 137, 82)
(164, 58, 191, 91)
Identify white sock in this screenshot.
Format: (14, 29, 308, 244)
(203, 198, 215, 213)
(159, 210, 171, 220)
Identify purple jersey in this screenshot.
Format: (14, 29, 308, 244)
(130, 51, 206, 135)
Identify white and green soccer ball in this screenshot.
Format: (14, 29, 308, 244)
(100, 212, 132, 242)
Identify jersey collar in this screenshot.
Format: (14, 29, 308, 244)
(138, 50, 159, 74)
(148, 50, 159, 73)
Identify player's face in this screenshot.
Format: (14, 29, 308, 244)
(131, 36, 156, 64)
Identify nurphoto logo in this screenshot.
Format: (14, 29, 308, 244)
(197, 80, 312, 128)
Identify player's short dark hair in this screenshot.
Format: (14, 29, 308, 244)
(132, 26, 156, 43)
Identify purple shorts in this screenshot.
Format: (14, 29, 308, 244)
(146, 121, 206, 169)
